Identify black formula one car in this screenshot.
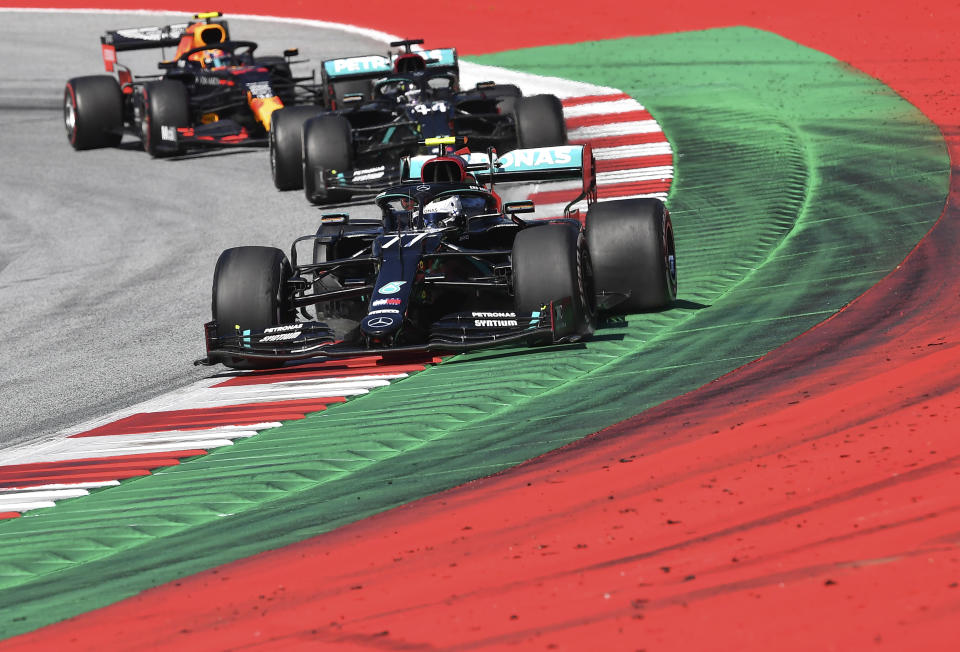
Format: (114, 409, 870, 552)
(197, 138, 677, 369)
(64, 12, 320, 156)
(268, 39, 568, 204)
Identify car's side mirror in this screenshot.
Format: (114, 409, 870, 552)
(283, 48, 299, 58)
(503, 200, 535, 214)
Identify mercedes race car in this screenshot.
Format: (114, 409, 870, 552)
(64, 12, 320, 156)
(268, 39, 568, 204)
(197, 137, 677, 369)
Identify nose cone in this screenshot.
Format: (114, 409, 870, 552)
(361, 313, 401, 337)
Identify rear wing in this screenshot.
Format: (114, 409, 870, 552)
(99, 15, 230, 71)
(403, 144, 596, 186)
(321, 47, 458, 83)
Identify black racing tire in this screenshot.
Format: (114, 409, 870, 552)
(303, 114, 354, 204)
(514, 94, 567, 149)
(325, 78, 373, 109)
(512, 224, 595, 343)
(140, 80, 189, 157)
(64, 76, 123, 150)
(212, 246, 294, 369)
(270, 105, 325, 190)
(586, 198, 677, 312)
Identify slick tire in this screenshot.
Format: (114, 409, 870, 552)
(141, 80, 189, 157)
(514, 94, 567, 149)
(212, 246, 294, 369)
(586, 198, 677, 312)
(303, 114, 354, 204)
(270, 105, 325, 190)
(64, 75, 123, 150)
(512, 224, 596, 343)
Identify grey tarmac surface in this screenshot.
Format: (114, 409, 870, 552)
(0, 12, 387, 447)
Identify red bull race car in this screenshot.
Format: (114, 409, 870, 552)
(197, 137, 677, 369)
(63, 12, 319, 156)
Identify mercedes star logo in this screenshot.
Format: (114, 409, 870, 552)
(367, 316, 395, 328)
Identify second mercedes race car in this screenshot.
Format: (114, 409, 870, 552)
(268, 39, 568, 204)
(197, 137, 677, 369)
(64, 12, 320, 156)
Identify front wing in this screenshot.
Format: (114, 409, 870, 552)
(195, 298, 580, 366)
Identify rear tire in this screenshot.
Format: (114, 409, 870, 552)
(514, 94, 567, 149)
(64, 76, 123, 150)
(303, 114, 354, 204)
(212, 246, 293, 369)
(270, 105, 325, 190)
(141, 81, 189, 157)
(586, 198, 677, 312)
(512, 224, 595, 342)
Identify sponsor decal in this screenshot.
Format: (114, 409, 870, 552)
(368, 308, 401, 315)
(366, 316, 394, 328)
(160, 125, 177, 142)
(412, 101, 448, 115)
(352, 166, 386, 182)
(263, 324, 302, 333)
(245, 81, 274, 99)
(475, 319, 518, 327)
(498, 146, 576, 170)
(372, 298, 402, 306)
(115, 24, 186, 42)
(260, 331, 300, 343)
(416, 184, 431, 191)
(471, 311, 517, 318)
(378, 281, 406, 295)
(329, 55, 391, 74)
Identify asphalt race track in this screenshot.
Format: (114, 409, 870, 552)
(0, 13, 385, 447)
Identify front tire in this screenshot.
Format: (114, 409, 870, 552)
(140, 81, 189, 157)
(514, 94, 567, 149)
(212, 246, 294, 369)
(512, 224, 595, 342)
(303, 114, 354, 204)
(64, 76, 123, 150)
(586, 198, 677, 312)
(270, 105, 325, 190)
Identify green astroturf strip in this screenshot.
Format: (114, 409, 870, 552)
(0, 27, 947, 637)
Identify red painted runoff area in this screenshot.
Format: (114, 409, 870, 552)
(4, 0, 960, 649)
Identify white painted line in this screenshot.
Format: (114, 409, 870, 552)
(225, 372, 410, 387)
(0, 489, 89, 504)
(597, 168, 675, 184)
(562, 98, 646, 118)
(7, 441, 239, 466)
(568, 120, 663, 140)
(0, 481, 121, 492)
(0, 501, 57, 513)
(594, 142, 674, 160)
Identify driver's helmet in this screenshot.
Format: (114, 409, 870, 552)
(423, 194, 462, 230)
(377, 78, 420, 103)
(199, 48, 228, 69)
